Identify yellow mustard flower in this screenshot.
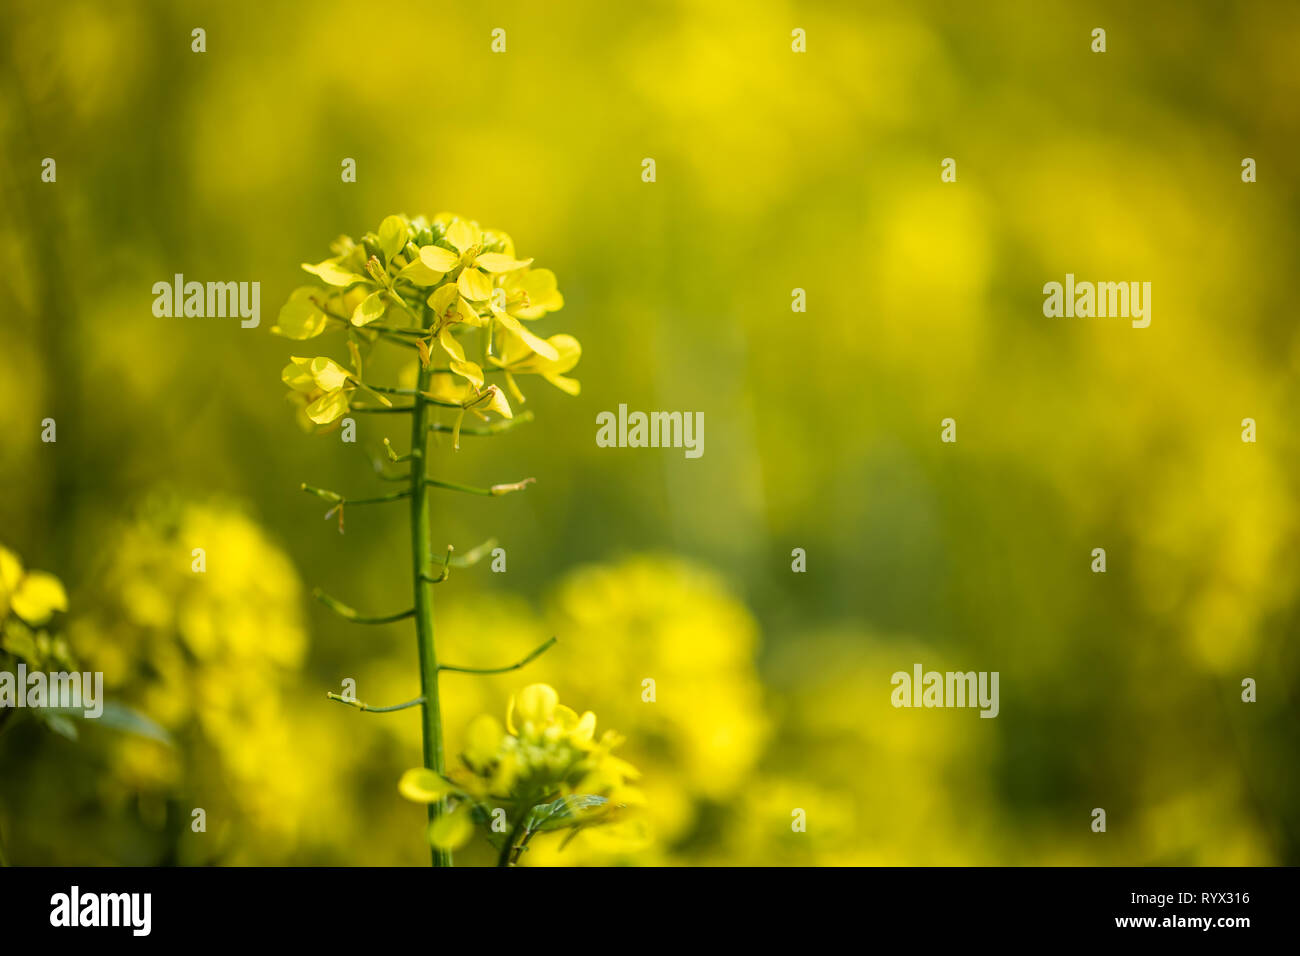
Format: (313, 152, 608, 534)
(0, 545, 68, 627)
(489, 331, 582, 402)
(62, 495, 360, 863)
(424, 284, 486, 387)
(276, 213, 579, 445)
(415, 216, 533, 303)
(399, 683, 640, 861)
(497, 267, 563, 319)
(281, 355, 390, 424)
(484, 269, 562, 361)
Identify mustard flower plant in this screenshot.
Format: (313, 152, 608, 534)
(399, 683, 641, 865)
(272, 214, 600, 866)
(1, 542, 174, 865)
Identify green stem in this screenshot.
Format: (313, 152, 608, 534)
(429, 410, 534, 437)
(440, 637, 557, 675)
(313, 587, 414, 624)
(498, 814, 531, 868)
(425, 476, 535, 497)
(363, 324, 426, 337)
(411, 362, 452, 867)
(301, 484, 410, 506)
(512, 826, 540, 865)
(326, 692, 425, 713)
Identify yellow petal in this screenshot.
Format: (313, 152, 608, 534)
(397, 258, 444, 287)
(514, 683, 558, 727)
(512, 268, 563, 317)
(428, 803, 474, 850)
(478, 384, 512, 419)
(0, 547, 24, 596)
(309, 356, 352, 391)
(427, 282, 459, 316)
(571, 711, 597, 748)
(351, 290, 387, 327)
(305, 389, 350, 424)
(449, 358, 484, 389)
(473, 252, 533, 273)
(456, 297, 486, 327)
(281, 357, 317, 392)
(437, 326, 467, 362)
(464, 714, 504, 767)
(424, 371, 472, 404)
(377, 215, 409, 262)
(398, 768, 451, 804)
(301, 258, 364, 287)
(540, 333, 582, 373)
(11, 571, 68, 625)
(272, 288, 330, 339)
(457, 267, 493, 301)
(419, 245, 460, 274)
(554, 705, 580, 730)
(542, 372, 581, 396)
(445, 218, 481, 255)
(495, 313, 559, 360)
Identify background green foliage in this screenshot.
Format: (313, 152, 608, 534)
(1, 0, 1297, 864)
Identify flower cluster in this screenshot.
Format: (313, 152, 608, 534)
(398, 683, 640, 862)
(65, 496, 337, 859)
(0, 544, 82, 745)
(0, 544, 71, 674)
(0, 545, 67, 631)
(273, 213, 580, 433)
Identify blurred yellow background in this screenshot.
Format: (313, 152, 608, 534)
(1, 0, 1297, 865)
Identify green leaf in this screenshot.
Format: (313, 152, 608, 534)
(525, 794, 610, 832)
(43, 713, 78, 741)
(38, 701, 174, 746)
(95, 702, 174, 746)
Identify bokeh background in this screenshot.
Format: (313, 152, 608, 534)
(1, 0, 1298, 865)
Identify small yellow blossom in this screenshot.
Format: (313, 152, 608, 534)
(281, 355, 391, 424)
(416, 217, 533, 302)
(0, 545, 68, 627)
(490, 331, 582, 402)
